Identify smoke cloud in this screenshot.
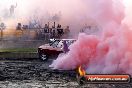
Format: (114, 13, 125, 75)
(50, 0, 132, 75)
(0, 0, 132, 75)
(0, 0, 92, 33)
(0, 0, 131, 35)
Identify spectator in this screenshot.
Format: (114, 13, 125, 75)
(10, 3, 17, 17)
(63, 40, 69, 53)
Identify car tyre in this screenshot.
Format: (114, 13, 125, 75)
(39, 54, 48, 61)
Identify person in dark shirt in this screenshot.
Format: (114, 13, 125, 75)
(63, 40, 69, 53)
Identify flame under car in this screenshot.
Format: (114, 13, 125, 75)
(76, 66, 87, 85)
(38, 39, 76, 61)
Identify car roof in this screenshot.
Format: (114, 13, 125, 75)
(50, 39, 76, 41)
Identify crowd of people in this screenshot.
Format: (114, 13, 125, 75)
(16, 22, 70, 40)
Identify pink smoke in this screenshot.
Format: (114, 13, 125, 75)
(50, 0, 132, 75)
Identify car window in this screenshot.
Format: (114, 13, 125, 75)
(50, 39, 75, 48)
(51, 40, 60, 48)
(66, 40, 75, 47)
(57, 40, 64, 48)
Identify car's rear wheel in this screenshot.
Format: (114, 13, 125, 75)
(39, 54, 48, 61)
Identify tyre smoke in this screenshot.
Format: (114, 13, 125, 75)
(50, 0, 132, 75)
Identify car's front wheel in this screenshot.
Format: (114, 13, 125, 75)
(39, 53, 48, 61)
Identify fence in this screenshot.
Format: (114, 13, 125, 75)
(0, 28, 68, 41)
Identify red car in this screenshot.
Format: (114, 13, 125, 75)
(38, 39, 76, 61)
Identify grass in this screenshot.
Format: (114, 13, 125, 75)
(0, 48, 37, 53)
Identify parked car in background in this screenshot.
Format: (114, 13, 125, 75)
(38, 39, 76, 61)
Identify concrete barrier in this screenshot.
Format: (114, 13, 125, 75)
(0, 40, 47, 48)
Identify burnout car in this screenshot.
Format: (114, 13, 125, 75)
(38, 39, 76, 61)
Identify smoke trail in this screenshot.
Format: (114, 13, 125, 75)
(50, 0, 132, 75)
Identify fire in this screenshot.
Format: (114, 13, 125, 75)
(78, 66, 86, 76)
